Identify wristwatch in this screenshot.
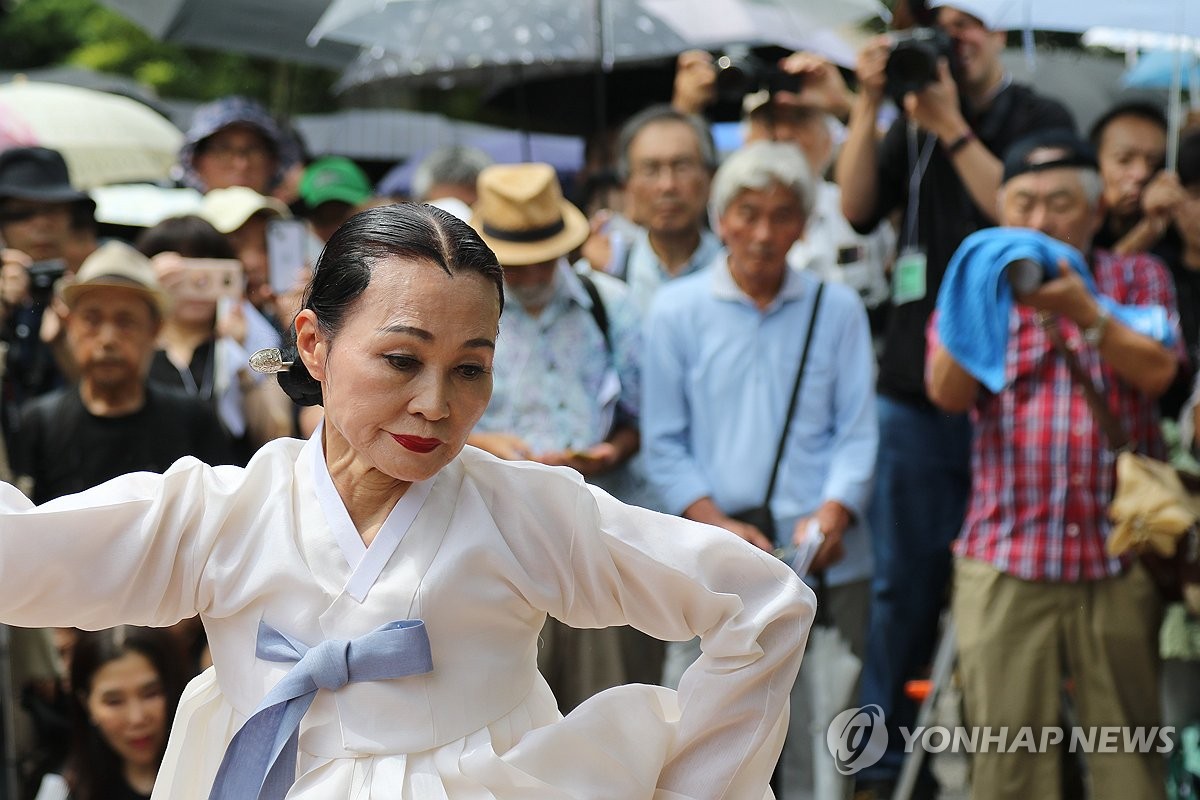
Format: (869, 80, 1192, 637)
(1081, 306, 1111, 348)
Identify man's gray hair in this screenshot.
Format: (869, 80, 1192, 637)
(711, 141, 815, 219)
(615, 104, 717, 183)
(411, 146, 493, 201)
(997, 166, 1105, 212)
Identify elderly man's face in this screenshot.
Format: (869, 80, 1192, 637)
(0, 199, 72, 262)
(501, 259, 558, 315)
(66, 286, 160, 396)
(1000, 167, 1103, 251)
(193, 125, 277, 194)
(297, 259, 499, 484)
(624, 120, 711, 236)
(718, 182, 807, 283)
(1096, 114, 1166, 219)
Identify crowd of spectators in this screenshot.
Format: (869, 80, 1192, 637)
(1, 1, 1200, 799)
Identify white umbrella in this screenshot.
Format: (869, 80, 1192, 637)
(798, 623, 862, 800)
(946, 0, 1200, 167)
(951, 0, 1200, 39)
(642, 0, 884, 60)
(0, 81, 183, 189)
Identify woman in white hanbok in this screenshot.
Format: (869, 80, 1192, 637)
(0, 204, 814, 800)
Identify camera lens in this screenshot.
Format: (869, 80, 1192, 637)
(715, 54, 753, 101)
(885, 27, 955, 103)
(887, 41, 938, 94)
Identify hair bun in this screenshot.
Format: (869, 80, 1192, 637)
(276, 358, 323, 407)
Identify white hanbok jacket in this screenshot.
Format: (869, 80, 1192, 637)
(0, 434, 814, 799)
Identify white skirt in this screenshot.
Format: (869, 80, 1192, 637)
(153, 668, 780, 799)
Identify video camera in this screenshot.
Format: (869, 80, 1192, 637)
(714, 49, 803, 104)
(885, 27, 957, 105)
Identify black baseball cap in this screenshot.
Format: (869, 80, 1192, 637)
(1002, 129, 1098, 184)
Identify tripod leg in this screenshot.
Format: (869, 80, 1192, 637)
(891, 616, 958, 800)
(0, 624, 22, 800)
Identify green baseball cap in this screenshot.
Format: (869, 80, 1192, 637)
(299, 156, 372, 207)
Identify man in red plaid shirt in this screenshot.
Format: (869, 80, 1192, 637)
(927, 130, 1179, 800)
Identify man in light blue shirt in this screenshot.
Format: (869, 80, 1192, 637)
(607, 105, 723, 311)
(643, 141, 877, 799)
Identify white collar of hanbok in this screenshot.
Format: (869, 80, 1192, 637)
(305, 422, 435, 602)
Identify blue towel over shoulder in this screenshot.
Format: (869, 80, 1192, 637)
(935, 227, 1174, 392)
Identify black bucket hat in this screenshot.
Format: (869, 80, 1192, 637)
(0, 147, 89, 204)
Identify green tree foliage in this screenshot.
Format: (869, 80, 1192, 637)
(0, 0, 335, 112)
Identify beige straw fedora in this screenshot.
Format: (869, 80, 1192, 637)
(470, 163, 590, 266)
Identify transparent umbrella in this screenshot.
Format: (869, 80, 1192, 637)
(312, 0, 885, 88)
(311, 0, 691, 81)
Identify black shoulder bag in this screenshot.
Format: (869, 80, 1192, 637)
(730, 282, 825, 541)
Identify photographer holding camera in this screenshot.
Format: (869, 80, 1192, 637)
(926, 129, 1176, 800)
(0, 148, 90, 463)
(834, 2, 1076, 793)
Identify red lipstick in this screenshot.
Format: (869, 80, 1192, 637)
(392, 434, 443, 453)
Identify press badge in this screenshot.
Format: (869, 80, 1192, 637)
(892, 248, 927, 305)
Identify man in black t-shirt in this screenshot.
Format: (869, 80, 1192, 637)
(7, 240, 229, 795)
(834, 3, 1075, 791)
(13, 240, 231, 504)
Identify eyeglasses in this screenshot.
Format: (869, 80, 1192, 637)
(629, 158, 706, 182)
(202, 143, 273, 164)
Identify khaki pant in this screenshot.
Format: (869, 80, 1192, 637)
(536, 618, 626, 714)
(952, 558, 1165, 800)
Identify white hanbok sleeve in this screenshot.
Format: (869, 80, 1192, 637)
(0, 456, 241, 630)
(479, 456, 814, 799)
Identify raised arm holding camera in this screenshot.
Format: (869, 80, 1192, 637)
(834, 2, 1077, 792)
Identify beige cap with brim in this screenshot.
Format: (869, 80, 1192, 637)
(470, 163, 590, 267)
(199, 186, 291, 234)
(62, 240, 171, 317)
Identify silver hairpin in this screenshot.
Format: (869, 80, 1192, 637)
(248, 348, 293, 375)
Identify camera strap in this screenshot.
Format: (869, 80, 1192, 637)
(903, 124, 937, 250)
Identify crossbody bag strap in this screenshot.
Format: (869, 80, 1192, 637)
(1041, 312, 1133, 453)
(762, 281, 826, 509)
(576, 271, 612, 356)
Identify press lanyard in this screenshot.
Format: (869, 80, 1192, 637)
(903, 124, 937, 250)
(175, 344, 214, 401)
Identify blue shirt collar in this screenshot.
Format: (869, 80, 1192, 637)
(634, 227, 722, 280)
(710, 252, 808, 309)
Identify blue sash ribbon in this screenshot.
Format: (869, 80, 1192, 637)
(208, 619, 433, 799)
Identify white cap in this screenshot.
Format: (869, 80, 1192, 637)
(926, 1, 1002, 30)
(199, 186, 290, 234)
(426, 196, 472, 222)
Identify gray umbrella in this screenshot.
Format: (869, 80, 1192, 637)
(97, 0, 359, 69)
